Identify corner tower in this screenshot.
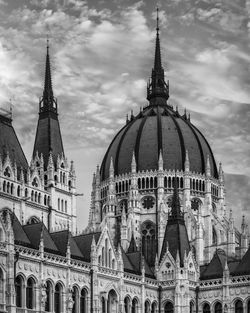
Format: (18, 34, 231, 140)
(33, 42, 64, 167)
(31, 42, 77, 232)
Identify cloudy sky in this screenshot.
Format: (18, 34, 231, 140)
(0, 0, 249, 228)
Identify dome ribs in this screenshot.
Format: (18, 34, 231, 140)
(185, 120, 205, 175)
(157, 106, 163, 161)
(191, 124, 218, 178)
(100, 124, 127, 181)
(134, 116, 148, 171)
(168, 111, 186, 171)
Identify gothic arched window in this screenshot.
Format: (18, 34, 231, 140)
(45, 281, 52, 312)
(72, 286, 78, 313)
(141, 221, 156, 266)
(26, 277, 35, 309)
(214, 302, 222, 313)
(235, 300, 243, 313)
(164, 302, 173, 313)
(124, 297, 130, 313)
(144, 300, 150, 313)
(80, 288, 87, 313)
(151, 302, 157, 313)
(15, 275, 23, 308)
(247, 300, 250, 313)
(101, 297, 105, 313)
(212, 227, 217, 245)
(191, 198, 201, 211)
(203, 303, 210, 313)
(54, 283, 62, 313)
(132, 298, 138, 313)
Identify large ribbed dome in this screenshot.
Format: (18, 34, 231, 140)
(100, 104, 218, 181)
(100, 19, 218, 181)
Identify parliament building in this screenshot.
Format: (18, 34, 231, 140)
(0, 12, 249, 313)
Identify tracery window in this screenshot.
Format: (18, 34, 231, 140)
(101, 297, 105, 313)
(54, 283, 62, 313)
(141, 221, 156, 266)
(203, 303, 210, 313)
(132, 298, 138, 313)
(45, 281, 52, 312)
(15, 275, 23, 308)
(214, 302, 222, 313)
(26, 277, 35, 309)
(80, 288, 87, 313)
(164, 302, 173, 313)
(212, 227, 217, 245)
(4, 167, 11, 177)
(151, 302, 157, 313)
(144, 301, 150, 313)
(72, 286, 78, 313)
(235, 300, 243, 313)
(124, 297, 130, 313)
(191, 198, 201, 211)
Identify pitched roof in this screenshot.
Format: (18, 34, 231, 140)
(125, 251, 155, 278)
(200, 249, 239, 280)
(232, 247, 250, 276)
(51, 230, 83, 259)
(0, 114, 28, 173)
(22, 222, 59, 253)
(73, 232, 101, 262)
(12, 214, 31, 247)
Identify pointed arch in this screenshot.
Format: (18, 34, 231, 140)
(45, 280, 53, 312)
(141, 220, 156, 266)
(54, 282, 63, 313)
(26, 276, 36, 309)
(164, 301, 174, 313)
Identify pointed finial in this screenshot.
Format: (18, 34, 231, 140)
(109, 157, 114, 178)
(158, 149, 163, 171)
(156, 7, 159, 34)
(131, 151, 136, 173)
(219, 162, 224, 183)
(206, 154, 211, 177)
(185, 150, 190, 172)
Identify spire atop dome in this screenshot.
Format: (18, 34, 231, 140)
(147, 8, 169, 106)
(39, 39, 57, 114)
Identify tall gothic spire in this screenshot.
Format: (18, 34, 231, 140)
(147, 8, 169, 105)
(39, 39, 57, 114)
(33, 40, 64, 168)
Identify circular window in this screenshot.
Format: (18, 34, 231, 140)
(142, 196, 155, 209)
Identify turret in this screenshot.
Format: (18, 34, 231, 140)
(240, 215, 249, 257)
(206, 154, 211, 178)
(228, 209, 236, 256)
(131, 151, 136, 173)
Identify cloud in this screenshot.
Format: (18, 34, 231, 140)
(0, 0, 249, 228)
